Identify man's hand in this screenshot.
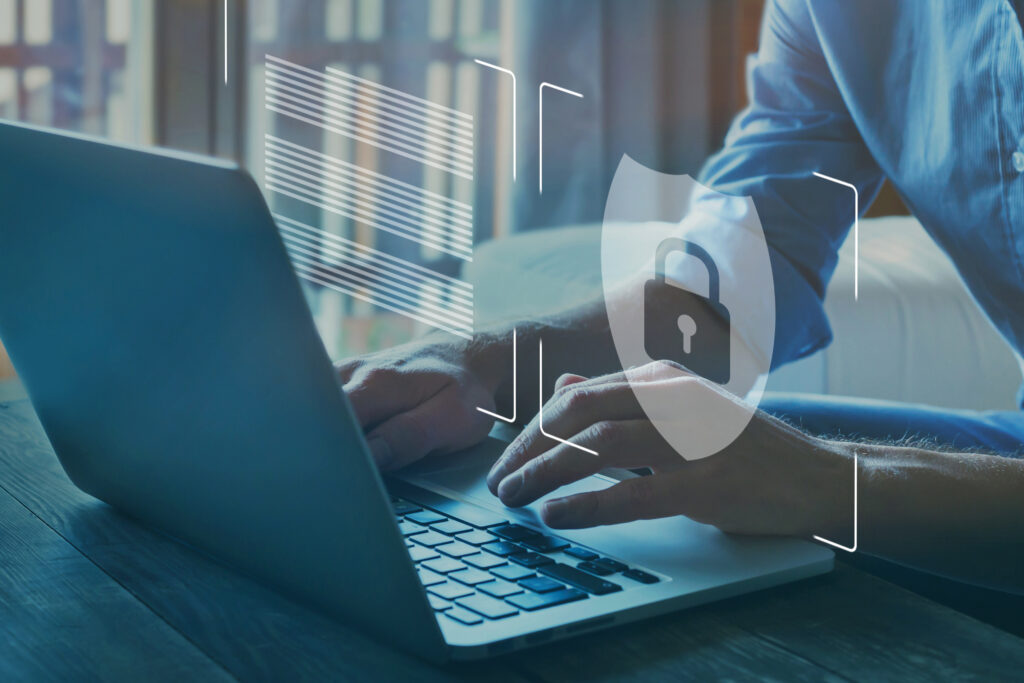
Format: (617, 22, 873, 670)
(337, 337, 501, 471)
(487, 361, 853, 537)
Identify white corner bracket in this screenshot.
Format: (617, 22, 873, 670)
(537, 339, 598, 456)
(474, 60, 517, 182)
(538, 82, 583, 195)
(812, 454, 858, 553)
(813, 171, 859, 300)
(476, 328, 517, 423)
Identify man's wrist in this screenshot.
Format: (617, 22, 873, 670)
(461, 325, 519, 395)
(808, 437, 859, 543)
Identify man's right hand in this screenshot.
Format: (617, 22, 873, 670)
(336, 337, 503, 471)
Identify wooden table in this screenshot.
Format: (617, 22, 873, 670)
(2, 398, 1023, 681)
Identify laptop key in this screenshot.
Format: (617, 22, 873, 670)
(407, 510, 447, 525)
(398, 520, 427, 536)
(433, 520, 472, 535)
(564, 546, 599, 561)
(448, 568, 494, 586)
(491, 564, 535, 582)
(463, 553, 506, 570)
(428, 581, 474, 601)
(457, 594, 518, 620)
(422, 557, 467, 574)
(577, 561, 614, 576)
(443, 606, 484, 625)
(478, 579, 523, 598)
(418, 568, 445, 586)
(481, 541, 521, 557)
(623, 569, 660, 584)
(519, 576, 565, 594)
(428, 595, 453, 611)
(540, 563, 623, 595)
(392, 499, 421, 515)
(456, 530, 497, 546)
(593, 557, 628, 574)
(411, 531, 451, 547)
(508, 551, 554, 568)
(437, 541, 479, 559)
(409, 545, 440, 562)
(400, 489, 509, 528)
(506, 588, 587, 611)
(520, 535, 570, 553)
(492, 524, 543, 542)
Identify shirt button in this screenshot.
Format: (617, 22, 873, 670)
(1014, 150, 1024, 173)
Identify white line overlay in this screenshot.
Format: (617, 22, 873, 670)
(265, 55, 474, 180)
(476, 329, 518, 423)
(538, 339, 598, 456)
(812, 454, 858, 553)
(223, 0, 228, 84)
(538, 82, 583, 195)
(813, 171, 859, 300)
(474, 59, 516, 181)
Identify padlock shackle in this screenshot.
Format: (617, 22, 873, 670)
(654, 238, 720, 303)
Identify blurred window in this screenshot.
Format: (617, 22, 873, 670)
(0, 0, 150, 143)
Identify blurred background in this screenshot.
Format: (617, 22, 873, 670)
(2, 0, 1018, 411)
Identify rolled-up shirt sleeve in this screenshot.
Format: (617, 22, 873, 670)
(695, 0, 885, 368)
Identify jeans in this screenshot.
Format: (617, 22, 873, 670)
(758, 393, 1024, 636)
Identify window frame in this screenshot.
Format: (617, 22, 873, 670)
(153, 0, 248, 161)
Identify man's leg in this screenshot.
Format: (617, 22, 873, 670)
(758, 393, 1024, 635)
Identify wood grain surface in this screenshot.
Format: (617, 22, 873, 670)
(1, 399, 1022, 681)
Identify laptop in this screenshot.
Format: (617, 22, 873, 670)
(0, 120, 833, 662)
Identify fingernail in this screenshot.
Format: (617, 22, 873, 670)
(497, 473, 523, 504)
(487, 457, 510, 492)
(367, 436, 394, 470)
(543, 498, 568, 526)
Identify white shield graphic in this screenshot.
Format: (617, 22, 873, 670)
(601, 155, 775, 461)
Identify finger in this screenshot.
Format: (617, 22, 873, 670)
(365, 385, 490, 471)
(496, 420, 683, 507)
(487, 380, 644, 493)
(540, 475, 680, 528)
(335, 358, 362, 385)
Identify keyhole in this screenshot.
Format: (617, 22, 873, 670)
(677, 314, 697, 354)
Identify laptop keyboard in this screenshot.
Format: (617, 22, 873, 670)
(390, 496, 660, 627)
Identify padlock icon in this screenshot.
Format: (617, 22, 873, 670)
(644, 238, 730, 384)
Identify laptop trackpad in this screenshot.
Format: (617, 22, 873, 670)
(395, 436, 617, 528)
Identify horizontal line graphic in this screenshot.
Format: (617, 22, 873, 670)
(264, 82, 473, 167)
(278, 222, 473, 311)
(290, 261, 473, 339)
(265, 65, 473, 154)
(266, 135, 471, 220)
(264, 160, 472, 245)
(266, 102, 473, 181)
(265, 55, 474, 179)
(273, 214, 472, 291)
(264, 145, 472, 238)
(285, 245, 473, 326)
(265, 176, 474, 260)
(265, 149, 472, 233)
(277, 222, 474, 309)
(265, 59, 472, 142)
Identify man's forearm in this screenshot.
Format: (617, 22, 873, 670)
(827, 441, 1024, 592)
